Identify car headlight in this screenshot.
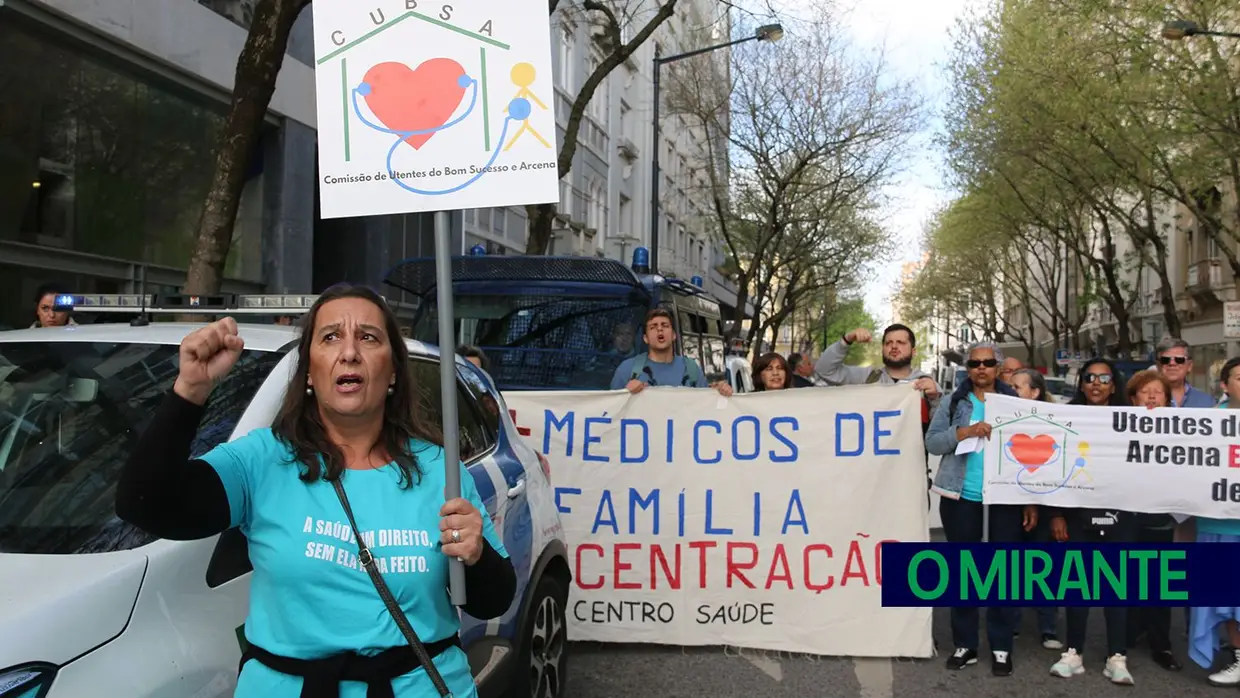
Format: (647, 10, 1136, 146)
(0, 664, 56, 698)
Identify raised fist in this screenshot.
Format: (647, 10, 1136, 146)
(174, 318, 244, 405)
(845, 328, 873, 344)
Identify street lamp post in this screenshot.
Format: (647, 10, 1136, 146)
(648, 23, 783, 274)
(1162, 19, 1240, 40)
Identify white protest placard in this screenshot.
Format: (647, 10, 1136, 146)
(311, 0, 561, 218)
(982, 394, 1240, 518)
(504, 385, 933, 658)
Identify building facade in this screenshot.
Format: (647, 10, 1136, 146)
(458, 0, 749, 319)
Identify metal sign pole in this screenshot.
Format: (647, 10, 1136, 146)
(434, 210, 467, 606)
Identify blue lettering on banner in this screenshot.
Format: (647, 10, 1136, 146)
(594, 490, 619, 534)
(550, 487, 816, 538)
(630, 488, 659, 534)
(620, 419, 648, 463)
(705, 489, 732, 535)
(835, 411, 906, 457)
(583, 413, 610, 463)
(537, 411, 816, 464)
(694, 420, 723, 464)
(873, 410, 902, 456)
(732, 416, 761, 461)
(555, 487, 582, 514)
(546, 410, 574, 456)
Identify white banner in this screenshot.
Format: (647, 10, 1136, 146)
(982, 394, 1240, 518)
(311, 0, 560, 218)
(504, 385, 933, 658)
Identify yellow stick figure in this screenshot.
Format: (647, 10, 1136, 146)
(505, 62, 551, 151)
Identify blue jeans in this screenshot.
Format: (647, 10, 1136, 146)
(939, 497, 1024, 652)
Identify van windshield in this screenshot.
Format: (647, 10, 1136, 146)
(411, 293, 649, 390)
(0, 341, 282, 554)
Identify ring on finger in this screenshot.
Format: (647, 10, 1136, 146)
(451, 529, 461, 543)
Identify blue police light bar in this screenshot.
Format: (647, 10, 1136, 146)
(691, 275, 703, 287)
(632, 246, 650, 274)
(469, 244, 487, 256)
(53, 294, 76, 311)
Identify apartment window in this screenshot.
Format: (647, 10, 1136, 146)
(558, 25, 575, 90)
(619, 194, 632, 235)
(477, 208, 492, 231)
(620, 102, 632, 140)
(587, 51, 608, 123)
(559, 181, 571, 217)
(491, 207, 505, 237)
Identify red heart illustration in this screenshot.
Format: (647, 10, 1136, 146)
(1009, 433, 1057, 470)
(362, 59, 467, 150)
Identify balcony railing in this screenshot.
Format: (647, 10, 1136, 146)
(1187, 259, 1223, 289)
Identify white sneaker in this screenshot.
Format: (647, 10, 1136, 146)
(1050, 649, 1084, 677)
(1104, 654, 1134, 685)
(1209, 649, 1240, 686)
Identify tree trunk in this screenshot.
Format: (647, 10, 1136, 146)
(525, 203, 558, 254)
(524, 0, 679, 255)
(183, 0, 309, 296)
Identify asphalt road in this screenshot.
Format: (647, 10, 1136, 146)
(567, 606, 1227, 697)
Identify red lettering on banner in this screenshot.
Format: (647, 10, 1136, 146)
(613, 543, 641, 589)
(804, 543, 834, 593)
(765, 544, 793, 590)
(508, 409, 532, 437)
(1229, 444, 1240, 468)
(726, 542, 759, 589)
(576, 544, 605, 589)
(842, 540, 870, 586)
(688, 541, 716, 588)
(571, 539, 888, 592)
(651, 544, 681, 589)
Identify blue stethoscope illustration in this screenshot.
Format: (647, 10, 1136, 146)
(350, 73, 529, 196)
(1002, 438, 1085, 494)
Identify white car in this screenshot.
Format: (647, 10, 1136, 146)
(0, 296, 570, 698)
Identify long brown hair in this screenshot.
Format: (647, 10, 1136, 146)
(752, 352, 791, 391)
(272, 284, 443, 488)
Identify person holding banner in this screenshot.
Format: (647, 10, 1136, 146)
(1121, 370, 1184, 673)
(926, 342, 1032, 677)
(610, 308, 733, 395)
(1048, 357, 1136, 685)
(1188, 356, 1240, 686)
(1008, 368, 1064, 651)
(115, 284, 516, 698)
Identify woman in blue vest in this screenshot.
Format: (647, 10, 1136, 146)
(117, 284, 516, 698)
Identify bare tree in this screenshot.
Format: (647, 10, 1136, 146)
(524, 0, 682, 253)
(183, 0, 311, 296)
(664, 7, 920, 346)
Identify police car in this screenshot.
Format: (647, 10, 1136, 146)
(0, 293, 570, 698)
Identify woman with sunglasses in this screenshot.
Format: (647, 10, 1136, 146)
(926, 342, 1032, 677)
(1048, 357, 1136, 685)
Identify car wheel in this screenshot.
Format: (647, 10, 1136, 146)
(514, 574, 568, 698)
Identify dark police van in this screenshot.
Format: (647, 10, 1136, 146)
(385, 247, 734, 391)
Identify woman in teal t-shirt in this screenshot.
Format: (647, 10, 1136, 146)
(1189, 356, 1240, 686)
(117, 284, 516, 697)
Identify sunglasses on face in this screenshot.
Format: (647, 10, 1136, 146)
(967, 359, 999, 369)
(1084, 373, 1113, 385)
(1158, 356, 1188, 365)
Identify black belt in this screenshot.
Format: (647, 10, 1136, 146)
(240, 634, 462, 698)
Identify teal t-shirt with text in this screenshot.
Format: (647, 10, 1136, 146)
(960, 394, 985, 502)
(200, 429, 508, 698)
